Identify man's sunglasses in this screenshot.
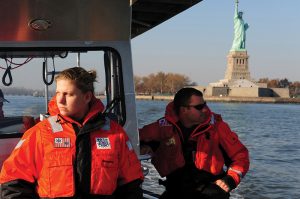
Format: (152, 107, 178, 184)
(185, 102, 207, 111)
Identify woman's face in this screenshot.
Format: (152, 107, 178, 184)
(55, 79, 91, 121)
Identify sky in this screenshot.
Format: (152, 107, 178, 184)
(131, 0, 300, 86)
(0, 0, 299, 90)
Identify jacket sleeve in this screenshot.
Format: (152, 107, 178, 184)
(217, 121, 250, 188)
(0, 179, 39, 199)
(139, 121, 161, 142)
(116, 125, 144, 199)
(0, 126, 43, 199)
(139, 121, 162, 153)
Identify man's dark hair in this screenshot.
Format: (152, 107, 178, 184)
(173, 87, 203, 115)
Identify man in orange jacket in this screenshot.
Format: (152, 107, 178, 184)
(0, 67, 144, 199)
(140, 88, 249, 199)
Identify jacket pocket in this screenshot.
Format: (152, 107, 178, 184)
(47, 154, 74, 197)
(91, 153, 119, 195)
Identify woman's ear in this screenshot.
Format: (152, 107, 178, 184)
(84, 91, 93, 104)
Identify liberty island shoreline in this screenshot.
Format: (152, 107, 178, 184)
(135, 95, 300, 104)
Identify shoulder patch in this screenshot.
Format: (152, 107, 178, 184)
(158, 118, 172, 127)
(47, 116, 63, 133)
(15, 139, 26, 149)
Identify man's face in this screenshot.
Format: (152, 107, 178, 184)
(56, 79, 91, 120)
(181, 95, 209, 126)
(0, 102, 4, 118)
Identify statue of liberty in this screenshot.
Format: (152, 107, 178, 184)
(231, 0, 249, 51)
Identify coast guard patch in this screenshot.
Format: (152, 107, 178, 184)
(158, 118, 172, 127)
(54, 137, 71, 148)
(166, 137, 176, 146)
(96, 138, 111, 149)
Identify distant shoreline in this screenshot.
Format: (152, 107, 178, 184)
(135, 95, 300, 104)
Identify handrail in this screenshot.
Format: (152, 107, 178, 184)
(42, 58, 55, 86)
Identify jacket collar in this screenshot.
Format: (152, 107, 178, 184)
(164, 101, 214, 138)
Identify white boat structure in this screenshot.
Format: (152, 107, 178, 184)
(0, 0, 203, 198)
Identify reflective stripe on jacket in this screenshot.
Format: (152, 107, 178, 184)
(0, 96, 143, 198)
(139, 102, 249, 186)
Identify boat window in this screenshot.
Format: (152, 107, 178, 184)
(103, 50, 126, 125)
(0, 48, 126, 138)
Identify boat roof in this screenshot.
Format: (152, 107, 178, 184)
(0, 0, 202, 57)
(131, 0, 202, 38)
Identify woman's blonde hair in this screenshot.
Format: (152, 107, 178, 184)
(55, 67, 97, 93)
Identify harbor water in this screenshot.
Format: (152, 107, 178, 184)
(2, 95, 300, 199)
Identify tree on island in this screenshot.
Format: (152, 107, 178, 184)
(258, 78, 300, 97)
(134, 72, 195, 95)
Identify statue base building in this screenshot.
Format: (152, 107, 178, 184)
(203, 50, 289, 98)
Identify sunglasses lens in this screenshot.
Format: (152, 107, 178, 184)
(194, 102, 206, 110)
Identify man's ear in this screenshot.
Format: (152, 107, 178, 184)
(179, 106, 187, 114)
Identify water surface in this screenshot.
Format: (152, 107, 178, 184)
(3, 96, 300, 198)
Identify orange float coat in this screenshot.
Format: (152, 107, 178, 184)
(0, 96, 143, 198)
(140, 102, 249, 187)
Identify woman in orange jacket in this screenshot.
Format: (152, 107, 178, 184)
(0, 67, 143, 199)
(140, 88, 249, 199)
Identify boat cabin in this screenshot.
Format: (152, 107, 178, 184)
(0, 0, 202, 170)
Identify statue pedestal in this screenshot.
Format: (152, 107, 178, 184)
(225, 50, 250, 80)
